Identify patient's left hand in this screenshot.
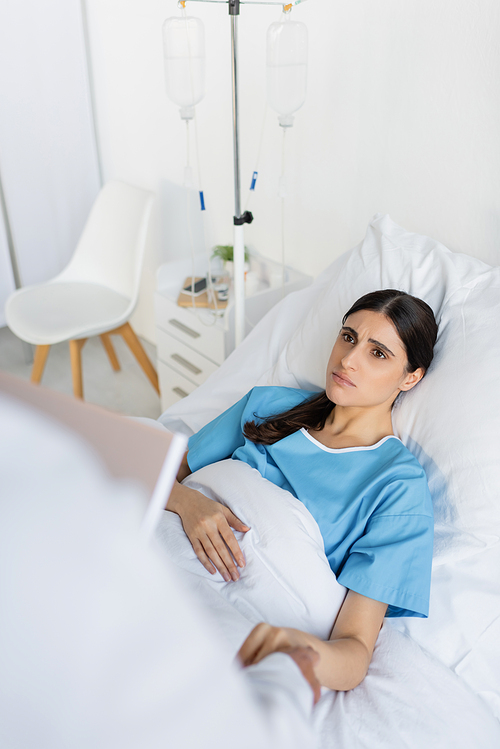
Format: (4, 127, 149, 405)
(238, 623, 307, 667)
(238, 624, 321, 705)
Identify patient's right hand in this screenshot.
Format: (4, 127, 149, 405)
(166, 482, 250, 582)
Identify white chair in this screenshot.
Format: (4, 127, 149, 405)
(5, 180, 159, 400)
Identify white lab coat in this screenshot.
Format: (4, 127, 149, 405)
(0, 394, 316, 749)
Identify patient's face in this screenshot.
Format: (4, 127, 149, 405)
(325, 310, 420, 409)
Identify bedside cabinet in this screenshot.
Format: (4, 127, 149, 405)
(154, 253, 312, 412)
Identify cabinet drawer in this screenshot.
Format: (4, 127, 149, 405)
(154, 293, 225, 365)
(158, 360, 198, 412)
(157, 328, 219, 387)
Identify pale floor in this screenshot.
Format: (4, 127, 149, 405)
(0, 326, 162, 419)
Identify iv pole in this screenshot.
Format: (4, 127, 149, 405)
(229, 0, 253, 348)
(181, 0, 306, 346)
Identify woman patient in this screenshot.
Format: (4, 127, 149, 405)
(167, 289, 438, 692)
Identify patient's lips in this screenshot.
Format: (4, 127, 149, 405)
(332, 371, 356, 387)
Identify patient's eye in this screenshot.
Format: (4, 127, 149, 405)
(342, 333, 355, 344)
(372, 349, 386, 359)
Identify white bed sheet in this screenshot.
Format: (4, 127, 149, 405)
(312, 624, 500, 749)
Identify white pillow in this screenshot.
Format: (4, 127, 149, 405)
(268, 213, 500, 563)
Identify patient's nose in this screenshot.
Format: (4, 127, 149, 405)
(341, 347, 359, 370)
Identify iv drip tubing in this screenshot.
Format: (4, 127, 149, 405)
(280, 125, 286, 298)
(243, 103, 268, 213)
(180, 11, 198, 313)
(193, 118, 203, 202)
(180, 6, 220, 320)
(184, 130, 219, 322)
(184, 121, 199, 314)
(194, 112, 221, 320)
(185, 119, 190, 172)
(181, 5, 205, 197)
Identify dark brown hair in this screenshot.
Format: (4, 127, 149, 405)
(243, 289, 438, 446)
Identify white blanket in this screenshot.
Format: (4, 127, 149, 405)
(156, 459, 500, 749)
(156, 459, 347, 652)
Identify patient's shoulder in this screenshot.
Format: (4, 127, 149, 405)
(374, 440, 433, 518)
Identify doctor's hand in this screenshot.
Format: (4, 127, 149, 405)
(166, 482, 250, 582)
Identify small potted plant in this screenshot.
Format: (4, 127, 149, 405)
(211, 245, 250, 276)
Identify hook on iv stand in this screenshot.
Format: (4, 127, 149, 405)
(178, 1, 309, 12)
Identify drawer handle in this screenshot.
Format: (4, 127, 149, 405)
(171, 353, 202, 376)
(173, 386, 189, 398)
(168, 319, 200, 339)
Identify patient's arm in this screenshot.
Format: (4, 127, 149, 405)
(167, 453, 250, 583)
(238, 590, 388, 692)
(176, 451, 192, 483)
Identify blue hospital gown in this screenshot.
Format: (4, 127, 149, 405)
(187, 386, 434, 618)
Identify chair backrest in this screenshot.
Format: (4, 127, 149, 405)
(56, 181, 153, 303)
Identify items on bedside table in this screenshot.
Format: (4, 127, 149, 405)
(177, 277, 229, 310)
(154, 252, 312, 411)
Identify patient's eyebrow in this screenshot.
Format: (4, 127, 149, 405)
(341, 326, 395, 357)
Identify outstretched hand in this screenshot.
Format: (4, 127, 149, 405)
(238, 623, 321, 705)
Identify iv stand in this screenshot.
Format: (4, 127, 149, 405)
(229, 0, 253, 347)
(182, 0, 304, 346)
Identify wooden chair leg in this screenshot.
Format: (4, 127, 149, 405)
(31, 345, 51, 384)
(69, 339, 87, 399)
(110, 322, 159, 395)
(100, 333, 121, 371)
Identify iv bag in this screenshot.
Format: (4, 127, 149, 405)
(267, 14, 308, 127)
(162, 16, 205, 120)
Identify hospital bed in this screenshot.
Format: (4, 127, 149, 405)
(157, 213, 500, 749)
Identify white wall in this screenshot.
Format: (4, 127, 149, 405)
(0, 0, 101, 320)
(0, 209, 15, 327)
(85, 0, 500, 341)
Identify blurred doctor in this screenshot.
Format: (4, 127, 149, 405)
(0, 393, 319, 749)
